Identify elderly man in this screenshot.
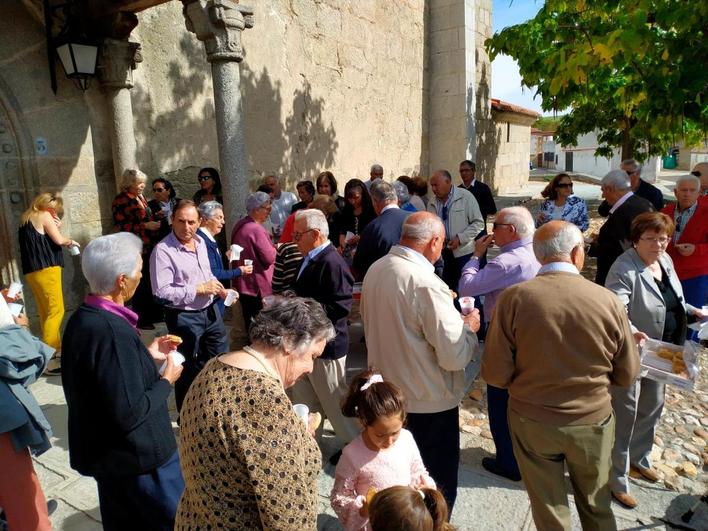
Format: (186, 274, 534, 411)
(289, 209, 359, 457)
(589, 169, 653, 285)
(352, 180, 411, 280)
(691, 161, 708, 196)
(151, 200, 229, 412)
(365, 163, 384, 190)
(458, 160, 497, 224)
(599, 159, 664, 216)
(483, 221, 639, 531)
(427, 169, 485, 291)
(458, 207, 540, 481)
(662, 175, 708, 340)
(362, 212, 480, 510)
(263, 175, 297, 236)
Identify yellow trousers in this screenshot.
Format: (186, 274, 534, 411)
(25, 266, 64, 352)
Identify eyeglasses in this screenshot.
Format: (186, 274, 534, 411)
(691, 170, 702, 177)
(198, 175, 212, 182)
(153, 187, 166, 192)
(639, 236, 669, 245)
(556, 183, 573, 188)
(293, 229, 316, 241)
(493, 222, 514, 230)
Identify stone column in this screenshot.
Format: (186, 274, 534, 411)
(182, 0, 254, 231)
(98, 38, 142, 190)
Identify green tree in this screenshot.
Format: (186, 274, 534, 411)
(487, 0, 707, 160)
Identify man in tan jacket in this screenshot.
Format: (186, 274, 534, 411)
(483, 220, 639, 531)
(362, 212, 480, 511)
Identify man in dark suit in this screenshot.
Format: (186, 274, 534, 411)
(590, 169, 654, 285)
(352, 180, 411, 281)
(598, 159, 664, 216)
(289, 209, 359, 453)
(459, 160, 497, 223)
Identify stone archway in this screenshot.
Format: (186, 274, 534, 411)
(0, 79, 37, 285)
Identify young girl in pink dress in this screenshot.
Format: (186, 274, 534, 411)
(330, 370, 435, 531)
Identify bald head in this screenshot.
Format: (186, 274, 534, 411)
(400, 212, 445, 263)
(533, 220, 584, 269)
(692, 162, 708, 194)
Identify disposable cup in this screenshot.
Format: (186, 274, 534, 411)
(345, 231, 355, 242)
(230, 244, 243, 261)
(160, 350, 186, 375)
(8, 303, 23, 317)
(293, 403, 309, 425)
(69, 244, 81, 256)
(224, 289, 239, 307)
(244, 259, 253, 266)
(7, 282, 22, 299)
(459, 296, 475, 316)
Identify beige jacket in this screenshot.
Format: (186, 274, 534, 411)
(426, 186, 485, 257)
(361, 246, 478, 413)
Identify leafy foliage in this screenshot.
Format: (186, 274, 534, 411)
(487, 0, 708, 160)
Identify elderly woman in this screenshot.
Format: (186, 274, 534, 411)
(661, 175, 708, 341)
(317, 170, 347, 211)
(197, 201, 253, 314)
(61, 233, 185, 530)
(148, 177, 181, 240)
(192, 166, 223, 206)
(0, 292, 55, 530)
(177, 296, 335, 529)
(536, 173, 589, 231)
(230, 191, 276, 329)
(605, 212, 705, 509)
(112, 168, 163, 329)
(393, 180, 417, 212)
(18, 193, 78, 374)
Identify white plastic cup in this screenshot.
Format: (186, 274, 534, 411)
(7, 282, 22, 299)
(244, 259, 253, 266)
(8, 303, 23, 317)
(459, 296, 475, 316)
(293, 403, 309, 425)
(224, 289, 239, 307)
(159, 350, 186, 375)
(345, 231, 355, 242)
(230, 244, 243, 261)
(69, 244, 81, 256)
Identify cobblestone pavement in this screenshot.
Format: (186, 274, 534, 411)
(27, 183, 708, 530)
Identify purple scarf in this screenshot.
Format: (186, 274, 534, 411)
(84, 295, 139, 329)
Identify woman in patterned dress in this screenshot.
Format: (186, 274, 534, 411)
(535, 173, 589, 231)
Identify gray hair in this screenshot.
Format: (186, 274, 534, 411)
(246, 191, 271, 214)
(82, 233, 143, 295)
(370, 164, 383, 174)
(198, 200, 223, 220)
(119, 168, 147, 192)
(499, 206, 534, 238)
(392, 181, 410, 204)
(370, 180, 398, 204)
(533, 222, 583, 262)
(675, 174, 701, 189)
(249, 296, 336, 356)
(401, 215, 444, 243)
(601, 169, 631, 191)
(621, 158, 641, 175)
(295, 208, 329, 238)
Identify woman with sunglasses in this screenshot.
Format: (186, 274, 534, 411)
(148, 177, 181, 240)
(193, 167, 223, 206)
(535, 173, 589, 231)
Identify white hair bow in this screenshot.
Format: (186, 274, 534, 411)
(360, 373, 384, 391)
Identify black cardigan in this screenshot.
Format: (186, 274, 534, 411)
(61, 304, 176, 478)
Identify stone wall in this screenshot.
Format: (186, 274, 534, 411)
(487, 110, 536, 194)
(133, 0, 427, 197)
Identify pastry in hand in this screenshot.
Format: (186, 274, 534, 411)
(366, 487, 377, 505)
(308, 411, 322, 432)
(165, 334, 183, 345)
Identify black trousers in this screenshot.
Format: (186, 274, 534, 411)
(406, 406, 460, 512)
(239, 294, 263, 334)
(164, 303, 228, 412)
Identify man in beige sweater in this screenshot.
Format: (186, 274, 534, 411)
(483, 220, 639, 531)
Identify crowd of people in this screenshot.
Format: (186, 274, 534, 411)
(1, 158, 707, 530)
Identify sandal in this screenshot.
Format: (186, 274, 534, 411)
(44, 355, 61, 376)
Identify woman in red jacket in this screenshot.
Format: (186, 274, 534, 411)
(662, 175, 708, 340)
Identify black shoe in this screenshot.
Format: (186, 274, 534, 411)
(47, 499, 58, 517)
(481, 457, 521, 481)
(329, 449, 343, 466)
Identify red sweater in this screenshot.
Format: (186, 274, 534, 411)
(662, 200, 708, 280)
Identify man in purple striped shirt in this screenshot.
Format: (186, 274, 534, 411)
(458, 206, 540, 482)
(151, 200, 229, 413)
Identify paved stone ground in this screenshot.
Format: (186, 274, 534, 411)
(27, 180, 708, 530)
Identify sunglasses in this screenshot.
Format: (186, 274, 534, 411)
(153, 187, 166, 192)
(691, 171, 702, 177)
(198, 175, 212, 182)
(556, 183, 573, 188)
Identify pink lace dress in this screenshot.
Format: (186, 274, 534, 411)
(330, 429, 435, 531)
